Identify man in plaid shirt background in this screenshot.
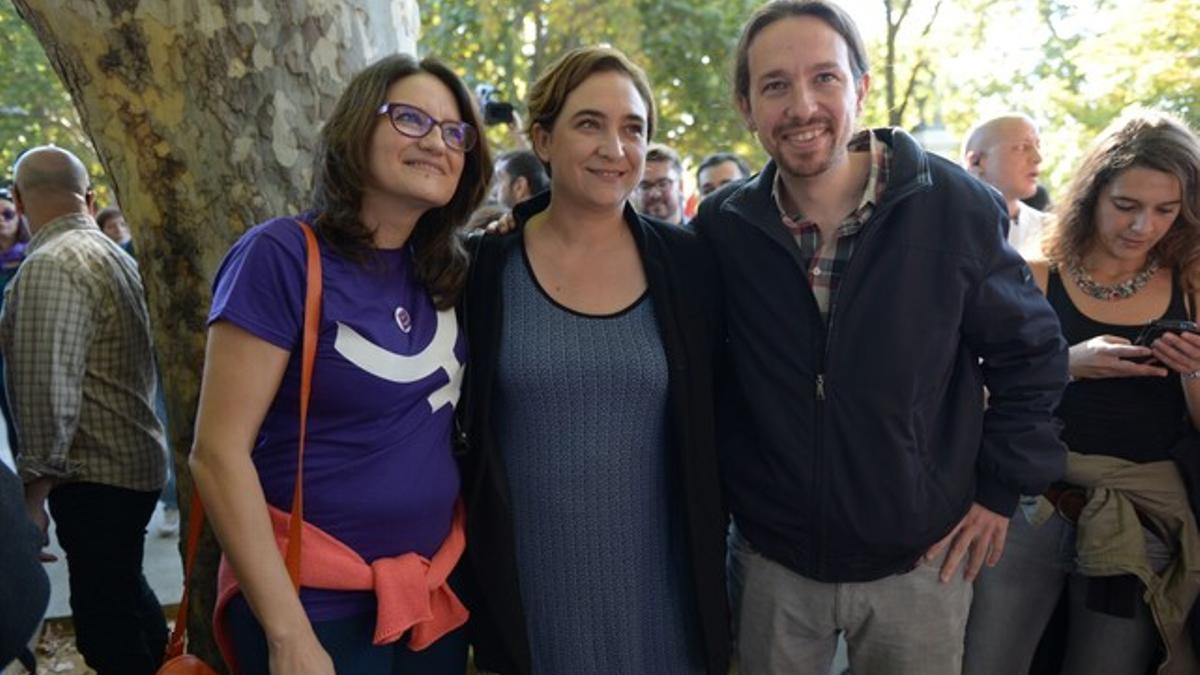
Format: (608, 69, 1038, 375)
(2, 146, 168, 675)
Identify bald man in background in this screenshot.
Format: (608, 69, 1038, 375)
(962, 114, 1048, 256)
(0, 147, 167, 674)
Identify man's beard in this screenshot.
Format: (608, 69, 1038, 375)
(775, 121, 850, 180)
(778, 144, 847, 179)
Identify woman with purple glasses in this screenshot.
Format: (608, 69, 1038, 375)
(0, 187, 29, 456)
(190, 55, 491, 675)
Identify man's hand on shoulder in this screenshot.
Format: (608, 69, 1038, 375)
(922, 502, 1010, 583)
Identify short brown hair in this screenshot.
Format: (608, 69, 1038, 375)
(525, 46, 656, 143)
(1046, 108, 1200, 273)
(734, 0, 869, 105)
(310, 54, 492, 309)
(96, 205, 123, 229)
(645, 143, 682, 173)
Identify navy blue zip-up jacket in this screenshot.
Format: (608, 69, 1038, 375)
(692, 128, 1068, 583)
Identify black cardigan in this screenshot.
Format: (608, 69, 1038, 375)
(458, 192, 730, 675)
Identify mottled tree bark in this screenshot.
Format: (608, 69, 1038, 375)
(11, 1, 419, 668)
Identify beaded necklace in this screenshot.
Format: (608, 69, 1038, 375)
(1067, 256, 1160, 301)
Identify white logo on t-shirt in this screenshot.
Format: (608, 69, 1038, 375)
(394, 306, 413, 334)
(332, 308, 462, 412)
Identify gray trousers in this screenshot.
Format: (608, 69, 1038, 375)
(963, 500, 1168, 675)
(729, 524, 973, 675)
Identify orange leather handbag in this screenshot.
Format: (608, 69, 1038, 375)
(156, 221, 320, 674)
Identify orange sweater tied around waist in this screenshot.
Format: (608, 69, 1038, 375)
(212, 500, 467, 674)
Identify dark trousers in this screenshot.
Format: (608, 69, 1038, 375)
(0, 356, 18, 454)
(49, 482, 167, 675)
(226, 594, 468, 674)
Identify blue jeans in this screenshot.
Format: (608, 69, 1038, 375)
(963, 498, 1169, 675)
(159, 457, 177, 510)
(225, 594, 468, 674)
(0, 355, 16, 455)
(153, 368, 177, 510)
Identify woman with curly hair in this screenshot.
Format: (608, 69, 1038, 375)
(965, 109, 1200, 675)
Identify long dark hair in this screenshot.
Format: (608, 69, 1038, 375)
(311, 54, 492, 309)
(1046, 108, 1200, 275)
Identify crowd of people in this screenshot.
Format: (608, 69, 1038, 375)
(3, 1, 1200, 675)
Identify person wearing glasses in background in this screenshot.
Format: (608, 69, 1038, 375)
(633, 142, 688, 226)
(190, 54, 491, 675)
(0, 186, 29, 457)
(0, 187, 30, 290)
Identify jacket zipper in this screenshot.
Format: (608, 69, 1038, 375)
(810, 180, 924, 579)
(820, 185, 920, 364)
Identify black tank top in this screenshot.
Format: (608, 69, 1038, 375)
(1048, 268, 1190, 463)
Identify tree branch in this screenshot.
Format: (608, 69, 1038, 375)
(919, 0, 944, 38)
(1040, 0, 1065, 41)
(895, 59, 928, 125)
(883, 0, 897, 118)
(895, 0, 914, 29)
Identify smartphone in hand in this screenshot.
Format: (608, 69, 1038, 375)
(1134, 319, 1200, 347)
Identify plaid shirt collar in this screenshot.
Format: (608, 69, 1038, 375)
(28, 212, 99, 255)
(771, 130, 888, 233)
(766, 129, 891, 322)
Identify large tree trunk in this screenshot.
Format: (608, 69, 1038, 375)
(11, 1, 419, 668)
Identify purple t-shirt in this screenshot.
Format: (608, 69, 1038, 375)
(209, 216, 464, 620)
(0, 241, 27, 291)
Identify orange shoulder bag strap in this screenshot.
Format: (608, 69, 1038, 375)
(161, 219, 322, 671)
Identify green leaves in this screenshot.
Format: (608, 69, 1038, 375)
(420, 0, 767, 178)
(0, 4, 109, 199)
(8, 0, 1192, 204)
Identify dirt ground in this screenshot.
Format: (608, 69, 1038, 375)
(31, 621, 90, 674)
(8, 607, 180, 675)
(9, 613, 488, 675)
(3, 619, 92, 675)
